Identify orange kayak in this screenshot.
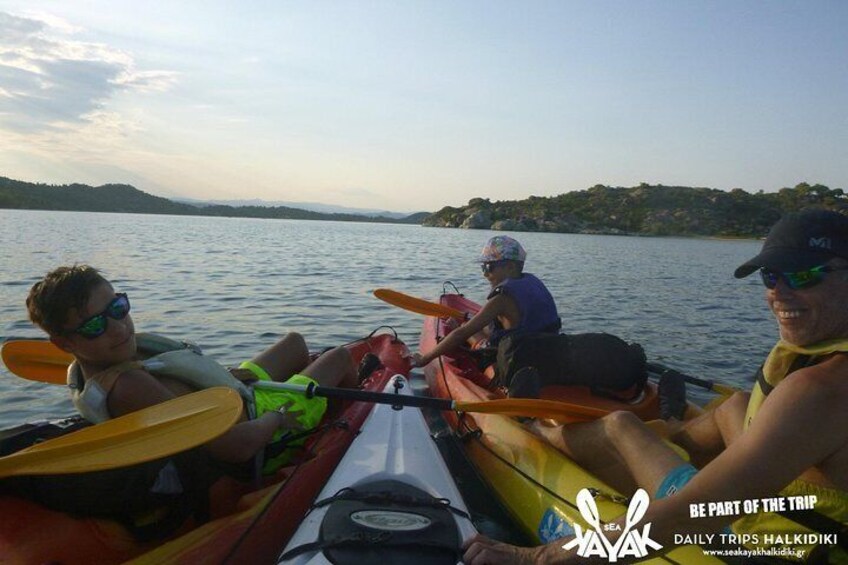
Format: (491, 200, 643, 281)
(0, 331, 412, 565)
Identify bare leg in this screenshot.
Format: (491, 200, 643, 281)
(668, 392, 749, 467)
(300, 347, 357, 388)
(530, 418, 638, 493)
(531, 410, 692, 494)
(249, 332, 310, 382)
(713, 392, 749, 447)
(603, 411, 688, 495)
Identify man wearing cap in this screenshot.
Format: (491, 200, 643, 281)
(463, 209, 848, 564)
(412, 235, 561, 369)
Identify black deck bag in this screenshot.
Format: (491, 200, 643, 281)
(494, 332, 648, 400)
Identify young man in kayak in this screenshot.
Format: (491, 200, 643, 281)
(26, 265, 358, 473)
(412, 235, 561, 370)
(463, 209, 848, 564)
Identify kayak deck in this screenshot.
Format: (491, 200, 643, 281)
(280, 375, 476, 564)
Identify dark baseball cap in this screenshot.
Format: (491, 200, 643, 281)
(734, 208, 848, 278)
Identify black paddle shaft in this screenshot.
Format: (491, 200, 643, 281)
(307, 382, 455, 410)
(647, 362, 715, 390)
(253, 379, 457, 411)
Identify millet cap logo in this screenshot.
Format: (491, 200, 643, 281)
(809, 237, 832, 250)
(562, 488, 662, 562)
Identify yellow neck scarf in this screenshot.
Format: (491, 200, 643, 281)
(744, 338, 848, 430)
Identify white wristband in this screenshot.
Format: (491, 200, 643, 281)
(276, 406, 288, 425)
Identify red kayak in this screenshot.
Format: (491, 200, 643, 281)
(0, 330, 412, 564)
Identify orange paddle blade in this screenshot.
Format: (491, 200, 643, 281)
(2, 340, 72, 384)
(373, 289, 466, 320)
(455, 398, 609, 423)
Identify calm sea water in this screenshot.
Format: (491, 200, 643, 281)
(0, 209, 774, 428)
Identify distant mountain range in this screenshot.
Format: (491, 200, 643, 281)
(0, 176, 429, 225)
(172, 197, 414, 219)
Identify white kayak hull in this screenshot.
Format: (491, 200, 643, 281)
(279, 375, 477, 564)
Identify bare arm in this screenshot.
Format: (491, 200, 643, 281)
(416, 294, 514, 366)
(642, 358, 848, 543)
(109, 369, 297, 463)
(204, 410, 299, 463)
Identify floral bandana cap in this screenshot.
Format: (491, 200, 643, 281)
(479, 235, 527, 263)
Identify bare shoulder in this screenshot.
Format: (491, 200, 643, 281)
(788, 354, 848, 400)
(790, 354, 848, 487)
(484, 292, 519, 318)
(109, 367, 176, 417)
(466, 293, 513, 327)
(766, 353, 848, 440)
(482, 292, 513, 312)
(732, 353, 848, 491)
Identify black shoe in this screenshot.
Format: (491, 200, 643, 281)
(659, 370, 687, 420)
(508, 367, 542, 399)
(357, 353, 382, 384)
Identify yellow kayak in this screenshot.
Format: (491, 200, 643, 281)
(420, 292, 722, 563)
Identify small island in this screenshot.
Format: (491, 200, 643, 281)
(424, 183, 845, 238)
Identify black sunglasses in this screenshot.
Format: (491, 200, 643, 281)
(481, 260, 508, 275)
(65, 293, 131, 339)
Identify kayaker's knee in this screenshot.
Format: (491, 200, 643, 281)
(304, 346, 356, 388)
(721, 391, 750, 411)
(280, 332, 307, 353)
(713, 392, 749, 429)
(323, 346, 353, 364)
(603, 410, 643, 437)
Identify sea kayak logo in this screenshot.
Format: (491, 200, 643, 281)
(562, 488, 662, 562)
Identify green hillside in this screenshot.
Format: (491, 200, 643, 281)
(0, 177, 424, 224)
(423, 183, 845, 237)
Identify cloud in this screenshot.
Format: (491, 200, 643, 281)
(0, 11, 177, 133)
(114, 70, 179, 93)
(0, 109, 141, 158)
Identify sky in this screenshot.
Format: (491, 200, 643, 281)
(0, 1, 846, 213)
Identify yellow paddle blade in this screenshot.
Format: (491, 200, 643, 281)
(374, 289, 466, 320)
(455, 398, 609, 423)
(1, 339, 72, 384)
(0, 387, 243, 478)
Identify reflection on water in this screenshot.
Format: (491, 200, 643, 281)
(0, 209, 774, 426)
